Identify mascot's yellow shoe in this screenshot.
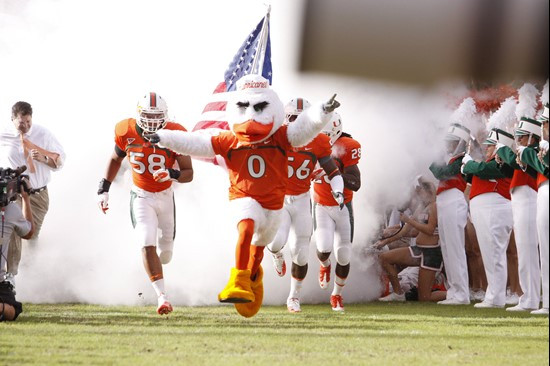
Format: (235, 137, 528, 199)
(235, 266, 264, 318)
(218, 268, 254, 303)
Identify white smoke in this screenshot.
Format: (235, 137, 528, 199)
(3, 0, 456, 307)
(451, 97, 482, 136)
(541, 80, 549, 107)
(487, 97, 518, 133)
(515, 83, 540, 121)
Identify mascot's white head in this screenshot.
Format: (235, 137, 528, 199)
(227, 74, 284, 144)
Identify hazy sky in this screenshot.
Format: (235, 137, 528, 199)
(1, 0, 454, 306)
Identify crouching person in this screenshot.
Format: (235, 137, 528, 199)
(0, 167, 34, 321)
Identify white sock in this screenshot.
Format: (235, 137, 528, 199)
(332, 275, 347, 296)
(289, 277, 303, 299)
(151, 279, 165, 298)
(320, 258, 331, 268)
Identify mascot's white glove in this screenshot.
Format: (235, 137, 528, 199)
(539, 140, 549, 154)
(97, 193, 109, 214)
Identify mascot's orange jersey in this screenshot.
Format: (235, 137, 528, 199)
(313, 136, 361, 206)
(286, 133, 332, 196)
(211, 125, 292, 210)
(114, 118, 186, 192)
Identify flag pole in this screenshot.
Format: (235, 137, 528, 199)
(251, 5, 271, 77)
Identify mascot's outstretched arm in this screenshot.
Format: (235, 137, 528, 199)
(287, 94, 340, 147)
(148, 130, 216, 158)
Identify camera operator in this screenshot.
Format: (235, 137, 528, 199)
(0, 101, 65, 290)
(1, 168, 34, 321)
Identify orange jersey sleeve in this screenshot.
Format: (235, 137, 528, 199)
(286, 133, 332, 195)
(114, 119, 187, 192)
(211, 126, 292, 209)
(313, 136, 361, 205)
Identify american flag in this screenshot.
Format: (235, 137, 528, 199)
(192, 9, 272, 143)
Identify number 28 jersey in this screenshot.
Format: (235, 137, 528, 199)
(114, 118, 186, 192)
(313, 136, 361, 206)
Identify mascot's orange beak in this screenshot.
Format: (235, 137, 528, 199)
(232, 119, 274, 143)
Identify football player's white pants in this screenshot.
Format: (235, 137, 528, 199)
(267, 192, 313, 266)
(436, 189, 470, 303)
(130, 186, 175, 254)
(230, 197, 282, 247)
(314, 203, 353, 266)
(511, 185, 540, 309)
(470, 193, 513, 307)
(537, 181, 549, 309)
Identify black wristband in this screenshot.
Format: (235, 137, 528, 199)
(98, 179, 112, 194)
(168, 169, 181, 181)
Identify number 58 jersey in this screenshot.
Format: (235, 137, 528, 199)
(114, 118, 187, 193)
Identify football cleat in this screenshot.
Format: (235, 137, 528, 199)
(272, 252, 286, 277)
(157, 295, 173, 315)
(330, 295, 344, 312)
(218, 268, 254, 303)
(287, 297, 301, 313)
(319, 264, 331, 289)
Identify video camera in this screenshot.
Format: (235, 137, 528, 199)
(0, 166, 29, 208)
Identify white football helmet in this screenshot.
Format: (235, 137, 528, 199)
(322, 112, 343, 145)
(136, 92, 168, 132)
(284, 98, 311, 123)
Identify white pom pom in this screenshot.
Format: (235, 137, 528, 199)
(488, 97, 517, 132)
(515, 83, 539, 120)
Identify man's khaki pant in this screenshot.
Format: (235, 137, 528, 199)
(7, 189, 49, 275)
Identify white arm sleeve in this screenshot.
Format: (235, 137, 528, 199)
(329, 174, 344, 194)
(156, 130, 216, 158)
(287, 103, 332, 147)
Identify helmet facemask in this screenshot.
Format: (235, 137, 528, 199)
(136, 92, 169, 132)
(284, 98, 311, 124)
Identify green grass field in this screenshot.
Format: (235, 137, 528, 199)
(1, 302, 548, 365)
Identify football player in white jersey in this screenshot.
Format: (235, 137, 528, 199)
(267, 98, 344, 313)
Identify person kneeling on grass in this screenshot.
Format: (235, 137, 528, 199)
(0, 170, 34, 321)
(374, 179, 447, 302)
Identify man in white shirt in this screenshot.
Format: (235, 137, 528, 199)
(0, 101, 65, 288)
